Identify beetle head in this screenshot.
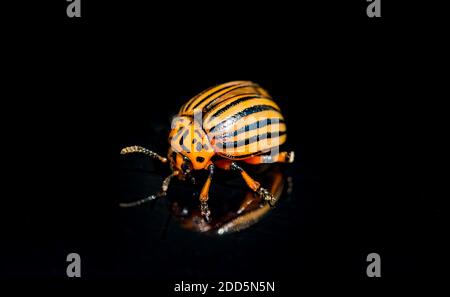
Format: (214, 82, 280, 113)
(168, 116, 215, 172)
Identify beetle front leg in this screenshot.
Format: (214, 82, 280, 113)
(199, 164, 214, 222)
(230, 162, 276, 205)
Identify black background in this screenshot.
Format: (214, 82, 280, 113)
(0, 0, 446, 295)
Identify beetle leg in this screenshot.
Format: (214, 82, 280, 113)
(243, 151, 295, 165)
(199, 164, 214, 222)
(119, 171, 178, 208)
(120, 145, 168, 163)
(230, 162, 276, 205)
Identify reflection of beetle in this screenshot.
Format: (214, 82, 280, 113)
(120, 81, 294, 221)
(169, 166, 288, 235)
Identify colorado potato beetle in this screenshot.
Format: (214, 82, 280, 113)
(120, 81, 294, 221)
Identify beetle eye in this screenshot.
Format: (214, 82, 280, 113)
(182, 157, 191, 172)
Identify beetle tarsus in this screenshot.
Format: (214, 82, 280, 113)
(257, 186, 276, 205)
(287, 151, 295, 163)
(200, 201, 211, 222)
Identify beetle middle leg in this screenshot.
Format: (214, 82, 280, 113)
(215, 160, 275, 205)
(199, 164, 214, 222)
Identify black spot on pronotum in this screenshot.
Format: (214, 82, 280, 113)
(196, 157, 205, 163)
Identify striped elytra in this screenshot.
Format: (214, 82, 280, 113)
(171, 81, 287, 161)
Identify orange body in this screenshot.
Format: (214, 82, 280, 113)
(120, 81, 294, 221)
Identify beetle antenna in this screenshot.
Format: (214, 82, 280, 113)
(119, 171, 179, 208)
(120, 145, 168, 163)
(119, 193, 162, 208)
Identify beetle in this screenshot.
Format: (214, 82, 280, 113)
(120, 81, 294, 221)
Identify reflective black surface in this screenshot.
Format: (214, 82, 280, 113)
(1, 2, 445, 295)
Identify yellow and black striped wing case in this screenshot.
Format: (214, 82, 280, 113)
(180, 81, 287, 159)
